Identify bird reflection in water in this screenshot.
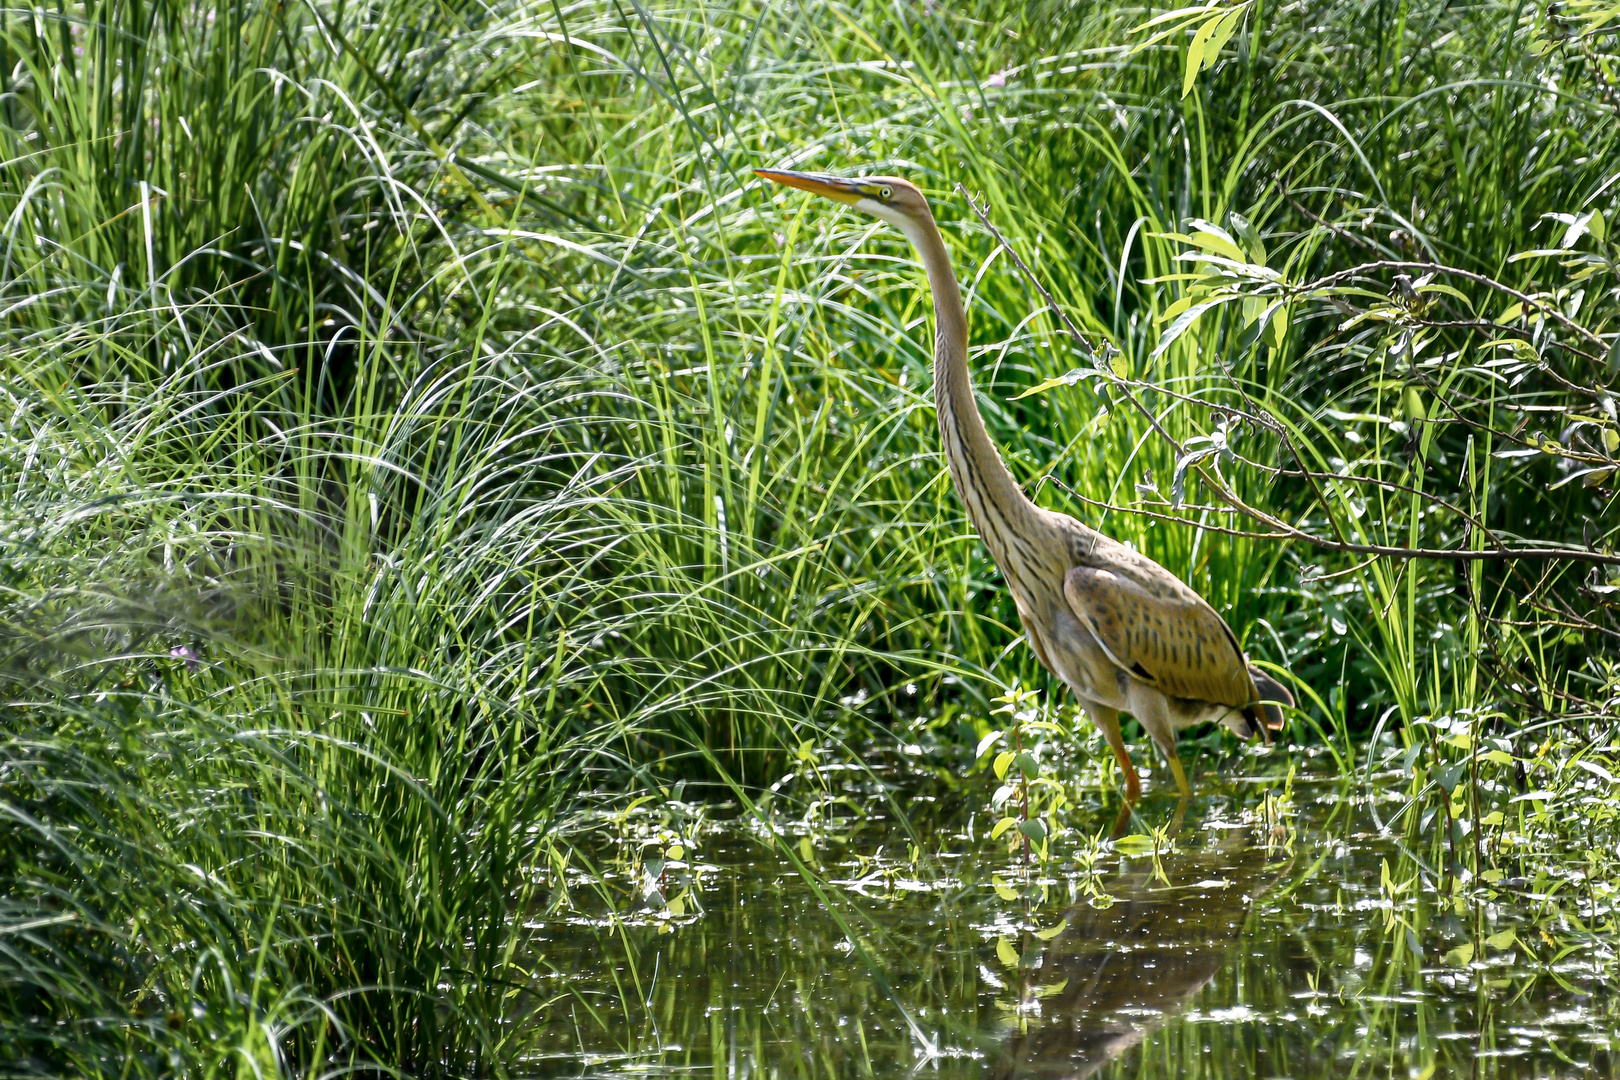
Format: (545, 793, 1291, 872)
(992, 826, 1290, 1079)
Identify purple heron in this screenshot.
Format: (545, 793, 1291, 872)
(756, 169, 1292, 802)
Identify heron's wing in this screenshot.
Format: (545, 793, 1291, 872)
(1062, 563, 1255, 707)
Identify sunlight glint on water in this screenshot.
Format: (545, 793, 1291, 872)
(526, 758, 1618, 1078)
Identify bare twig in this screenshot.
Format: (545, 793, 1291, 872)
(1038, 481, 1297, 540)
(1285, 192, 1386, 256)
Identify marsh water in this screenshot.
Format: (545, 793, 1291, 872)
(526, 751, 1617, 1078)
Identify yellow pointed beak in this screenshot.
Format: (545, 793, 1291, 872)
(754, 168, 864, 205)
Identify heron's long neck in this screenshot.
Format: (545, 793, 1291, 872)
(908, 213, 1047, 565)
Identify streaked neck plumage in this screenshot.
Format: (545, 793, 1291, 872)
(884, 202, 1051, 575)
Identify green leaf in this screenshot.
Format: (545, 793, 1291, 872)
(996, 938, 1020, 967)
(1157, 294, 1197, 324)
(1034, 919, 1068, 941)
(1591, 209, 1607, 244)
(1415, 281, 1474, 311)
(1182, 17, 1217, 97)
(1152, 298, 1227, 359)
(1263, 302, 1289, 349)
(1014, 751, 1039, 779)
(1484, 929, 1517, 951)
(1228, 210, 1266, 265)
(1170, 444, 1217, 507)
(1145, 231, 1198, 245)
(1507, 248, 1570, 262)
(993, 750, 1017, 781)
(1398, 383, 1435, 433)
(1184, 222, 1248, 262)
(1575, 758, 1617, 784)
(1012, 368, 1094, 399)
(975, 729, 1005, 760)
(990, 816, 1019, 840)
(1113, 834, 1157, 855)
(1443, 942, 1474, 967)
(1204, 7, 1245, 68)
(1549, 465, 1616, 490)
(1035, 977, 1070, 998)
(1561, 211, 1598, 249)
(1019, 818, 1048, 844)
(1134, 3, 1223, 36)
(799, 836, 815, 864)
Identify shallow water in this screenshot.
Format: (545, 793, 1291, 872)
(525, 751, 1618, 1078)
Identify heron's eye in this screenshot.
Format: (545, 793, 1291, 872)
(880, 186, 893, 199)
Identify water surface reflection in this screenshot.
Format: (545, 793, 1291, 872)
(998, 829, 1288, 1078)
(527, 758, 1618, 1078)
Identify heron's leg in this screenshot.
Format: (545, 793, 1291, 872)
(1109, 801, 1134, 841)
(1167, 795, 1190, 838)
(1086, 705, 1139, 805)
(1135, 697, 1194, 799)
(1114, 741, 1142, 805)
(1164, 753, 1193, 799)
(1149, 728, 1193, 798)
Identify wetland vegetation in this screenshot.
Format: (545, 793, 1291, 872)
(3, 0, 1619, 1075)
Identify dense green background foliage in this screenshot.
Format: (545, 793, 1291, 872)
(3, 0, 1617, 1073)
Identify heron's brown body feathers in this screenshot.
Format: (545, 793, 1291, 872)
(754, 167, 1294, 801)
(1063, 561, 1252, 707)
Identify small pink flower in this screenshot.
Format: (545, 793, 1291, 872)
(987, 70, 1006, 87)
(170, 645, 200, 672)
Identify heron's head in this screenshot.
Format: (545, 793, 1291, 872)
(754, 169, 932, 242)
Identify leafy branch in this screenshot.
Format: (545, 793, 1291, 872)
(957, 186, 1620, 568)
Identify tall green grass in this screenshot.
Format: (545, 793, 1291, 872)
(4, 0, 1617, 1072)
